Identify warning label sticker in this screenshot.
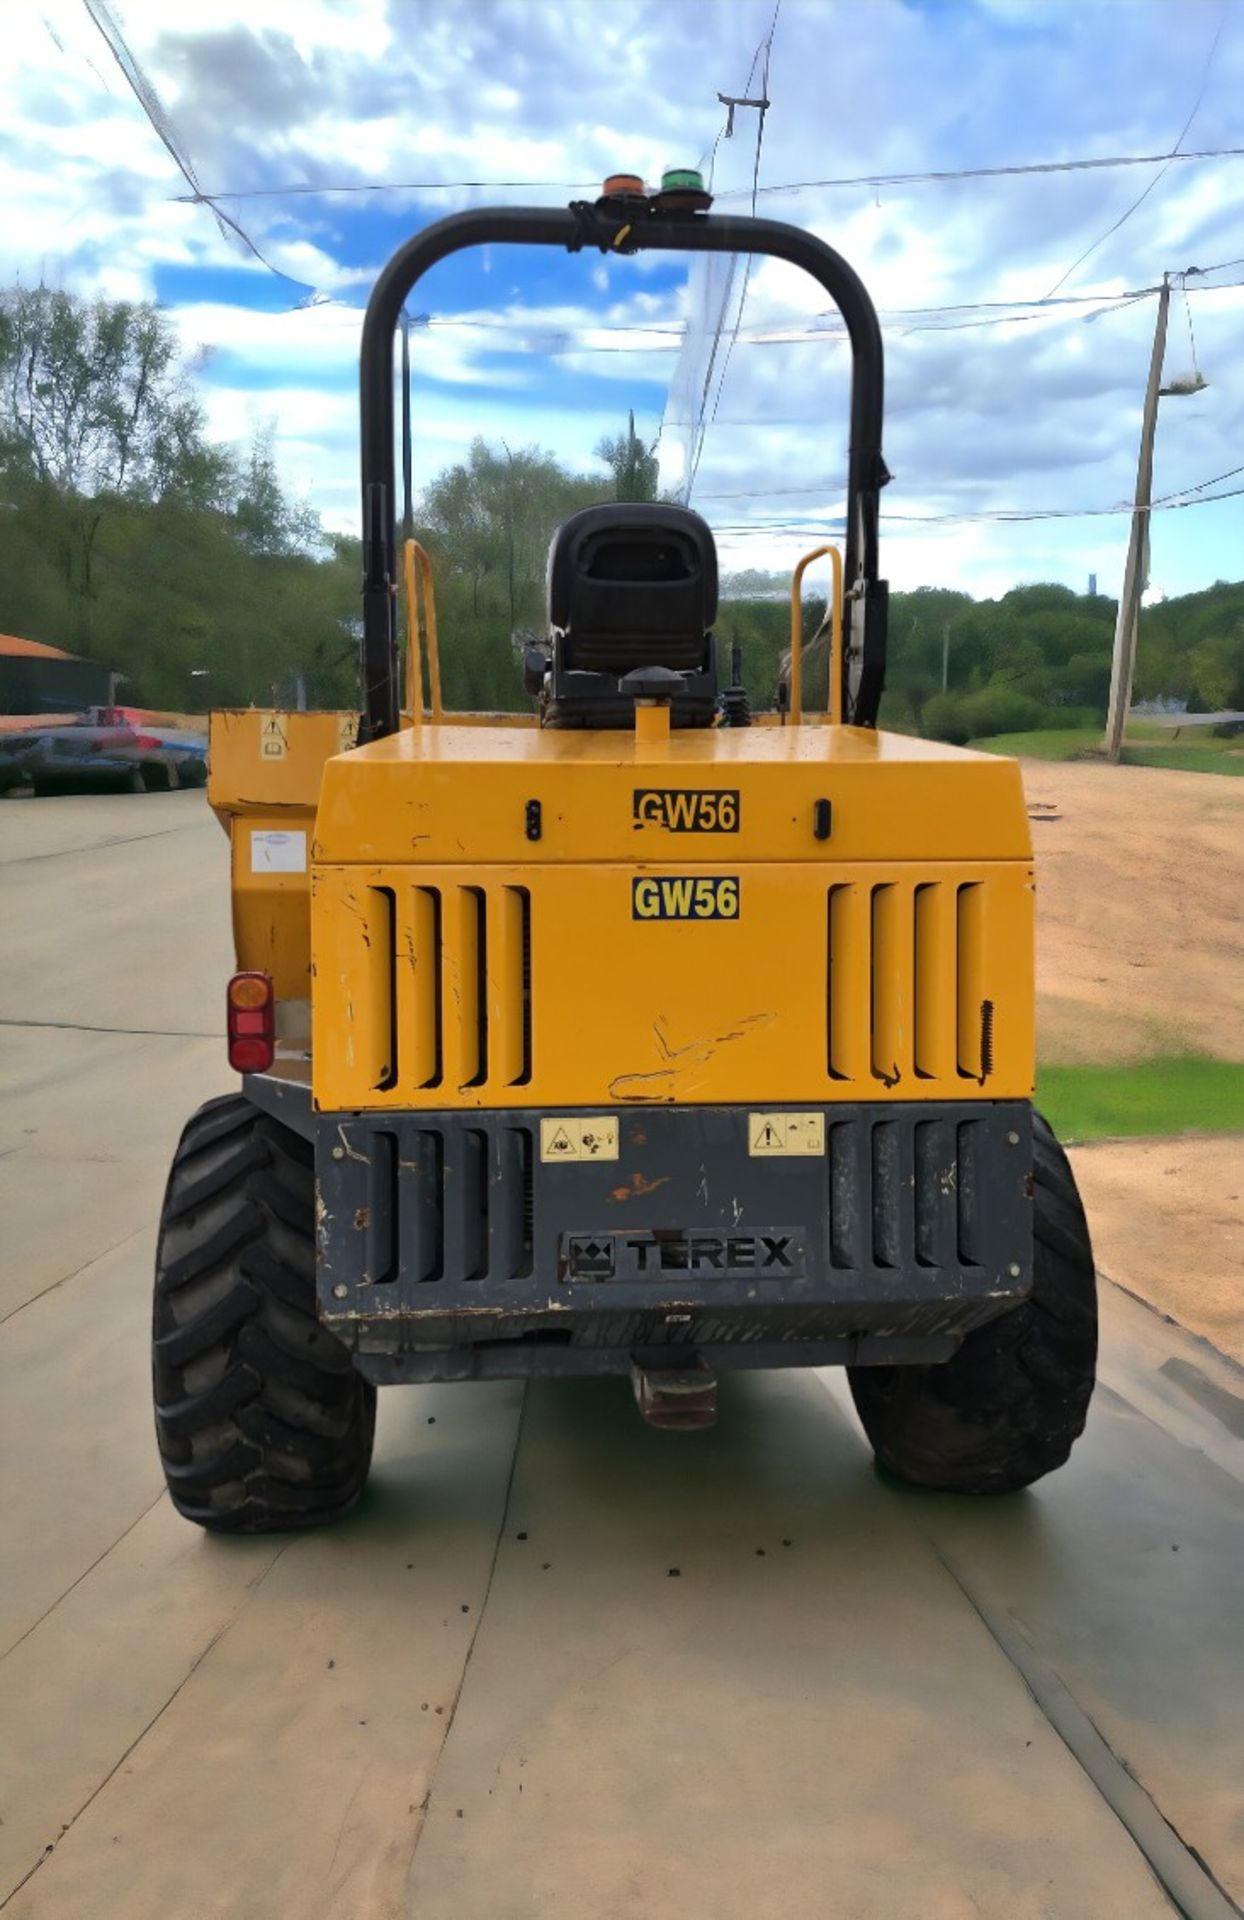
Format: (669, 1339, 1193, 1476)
(539, 1117, 620, 1164)
(260, 713, 288, 761)
(251, 829, 307, 874)
(748, 1112, 826, 1158)
(337, 713, 359, 753)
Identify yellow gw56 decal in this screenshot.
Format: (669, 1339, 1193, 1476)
(633, 788, 739, 832)
(633, 876, 740, 920)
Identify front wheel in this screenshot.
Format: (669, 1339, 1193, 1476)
(848, 1111, 1096, 1493)
(153, 1094, 376, 1532)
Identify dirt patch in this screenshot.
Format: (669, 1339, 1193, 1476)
(1069, 1135, 1244, 1365)
(1023, 758, 1244, 1064)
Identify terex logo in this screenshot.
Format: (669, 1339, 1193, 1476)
(563, 1230, 801, 1281)
(627, 1233, 794, 1273)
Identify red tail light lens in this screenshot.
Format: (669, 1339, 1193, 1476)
(227, 971, 274, 1073)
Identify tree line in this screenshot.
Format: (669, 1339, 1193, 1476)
(1, 285, 1240, 729)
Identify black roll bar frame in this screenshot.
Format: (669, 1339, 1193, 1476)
(359, 201, 888, 740)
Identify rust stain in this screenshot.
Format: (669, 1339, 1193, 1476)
(608, 1171, 672, 1204)
(353, 1206, 370, 1231)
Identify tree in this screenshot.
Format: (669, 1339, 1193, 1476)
(0, 286, 209, 498)
(1187, 632, 1240, 712)
(233, 426, 320, 557)
(594, 411, 659, 502)
(421, 436, 608, 629)
(0, 286, 228, 644)
(0, 283, 358, 710)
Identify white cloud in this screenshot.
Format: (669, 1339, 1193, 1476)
(1, 0, 1241, 598)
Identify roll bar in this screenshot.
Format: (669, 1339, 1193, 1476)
(358, 200, 889, 740)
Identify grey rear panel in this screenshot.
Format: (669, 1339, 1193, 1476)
(311, 1101, 1033, 1377)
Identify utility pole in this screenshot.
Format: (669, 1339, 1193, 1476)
(1104, 277, 1170, 763)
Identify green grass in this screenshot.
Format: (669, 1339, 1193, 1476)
(1121, 744, 1244, 776)
(967, 727, 1099, 760)
(968, 724, 1244, 774)
(1036, 1056, 1244, 1142)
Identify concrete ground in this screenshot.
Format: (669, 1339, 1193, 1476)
(3, 792, 1243, 1920)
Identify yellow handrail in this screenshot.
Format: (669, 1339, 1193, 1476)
(401, 538, 444, 727)
(789, 543, 844, 725)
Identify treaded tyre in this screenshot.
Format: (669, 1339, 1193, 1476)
(153, 1094, 376, 1532)
(848, 1110, 1096, 1493)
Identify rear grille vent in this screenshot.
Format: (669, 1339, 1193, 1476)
(826, 880, 989, 1088)
(828, 1115, 983, 1272)
(371, 883, 532, 1096)
(355, 1122, 535, 1286)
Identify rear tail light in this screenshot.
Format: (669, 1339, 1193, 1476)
(227, 971, 275, 1073)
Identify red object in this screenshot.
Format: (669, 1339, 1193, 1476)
(89, 728, 161, 751)
(227, 971, 275, 1073)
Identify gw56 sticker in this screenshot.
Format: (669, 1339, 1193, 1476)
(633, 788, 739, 833)
(632, 875, 739, 920)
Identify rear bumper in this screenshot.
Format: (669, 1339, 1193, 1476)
(296, 1094, 1033, 1381)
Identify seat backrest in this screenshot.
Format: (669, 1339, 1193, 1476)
(547, 503, 717, 676)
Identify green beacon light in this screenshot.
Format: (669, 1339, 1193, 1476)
(655, 166, 713, 214)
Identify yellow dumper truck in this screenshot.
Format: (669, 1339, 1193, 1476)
(152, 177, 1095, 1532)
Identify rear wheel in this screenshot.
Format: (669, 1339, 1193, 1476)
(848, 1111, 1096, 1493)
(153, 1094, 375, 1532)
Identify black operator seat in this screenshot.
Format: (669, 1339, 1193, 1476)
(537, 503, 720, 728)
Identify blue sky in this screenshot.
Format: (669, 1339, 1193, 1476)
(4, 0, 1243, 600)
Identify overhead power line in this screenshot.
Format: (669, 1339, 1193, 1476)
(674, 2, 782, 501)
(707, 477, 1244, 534)
(700, 458, 1244, 505)
(1182, 252, 1244, 278)
(176, 143, 1244, 206)
(413, 274, 1244, 355)
(696, 0, 782, 488)
(746, 144, 1244, 201)
(1040, 2, 1230, 298)
(1154, 459, 1244, 503)
(885, 483, 1244, 523)
(81, 0, 313, 289)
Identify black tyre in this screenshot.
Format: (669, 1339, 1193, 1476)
(153, 1094, 376, 1532)
(848, 1111, 1096, 1494)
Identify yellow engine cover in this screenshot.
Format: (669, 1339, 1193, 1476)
(308, 722, 1035, 1112)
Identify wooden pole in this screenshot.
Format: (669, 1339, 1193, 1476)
(1105, 278, 1169, 763)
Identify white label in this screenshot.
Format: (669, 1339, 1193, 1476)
(540, 1117, 620, 1163)
(748, 1112, 826, 1157)
(250, 829, 307, 874)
